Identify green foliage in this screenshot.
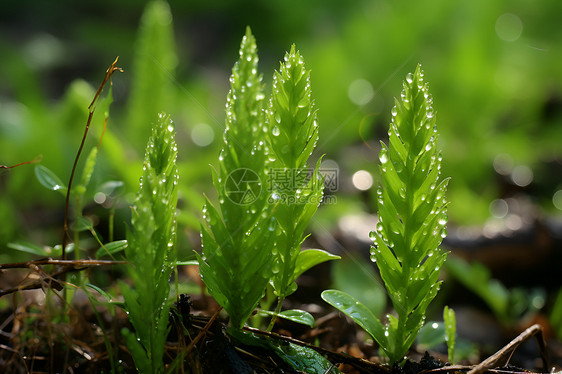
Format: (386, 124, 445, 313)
(126, 0, 177, 151)
(446, 256, 545, 326)
(267, 45, 330, 301)
(323, 65, 449, 364)
(331, 255, 387, 318)
(443, 305, 456, 364)
(228, 328, 342, 374)
(34, 165, 66, 194)
(120, 114, 178, 374)
(551, 288, 562, 341)
(197, 27, 275, 329)
(257, 308, 315, 328)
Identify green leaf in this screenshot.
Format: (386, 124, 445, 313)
(228, 328, 341, 374)
(417, 321, 445, 350)
(98, 180, 124, 195)
(95, 240, 128, 259)
(174, 260, 198, 266)
(293, 249, 340, 281)
(331, 255, 387, 317)
(321, 290, 386, 350)
(72, 216, 93, 232)
(35, 164, 66, 193)
(85, 283, 114, 302)
(444, 305, 456, 363)
(445, 256, 509, 323)
(80, 147, 98, 190)
(8, 241, 53, 256)
(258, 309, 315, 327)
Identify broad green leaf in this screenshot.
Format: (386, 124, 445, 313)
(293, 249, 340, 281)
(332, 255, 386, 317)
(258, 309, 315, 327)
(321, 290, 386, 348)
(35, 164, 66, 193)
(95, 240, 128, 259)
(444, 305, 456, 363)
(228, 328, 341, 374)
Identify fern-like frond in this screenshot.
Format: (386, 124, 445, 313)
(369, 64, 449, 364)
(121, 113, 178, 373)
(197, 27, 275, 329)
(267, 45, 324, 299)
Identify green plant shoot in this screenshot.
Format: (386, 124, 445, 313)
(443, 305, 456, 364)
(120, 114, 178, 373)
(323, 64, 449, 364)
(126, 0, 177, 151)
(267, 45, 339, 326)
(197, 27, 276, 329)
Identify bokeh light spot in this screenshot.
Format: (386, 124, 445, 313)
(348, 79, 374, 106)
(352, 170, 373, 191)
(495, 13, 523, 42)
(191, 123, 214, 147)
(511, 165, 533, 187)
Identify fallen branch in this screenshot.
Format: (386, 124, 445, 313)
(0, 258, 126, 297)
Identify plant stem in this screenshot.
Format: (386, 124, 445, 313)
(267, 296, 285, 332)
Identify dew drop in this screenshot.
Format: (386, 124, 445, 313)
(380, 151, 388, 164)
(272, 126, 280, 136)
(391, 107, 398, 117)
(406, 73, 414, 84)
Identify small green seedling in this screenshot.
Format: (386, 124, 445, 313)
(120, 114, 179, 373)
(443, 305, 456, 363)
(323, 65, 449, 364)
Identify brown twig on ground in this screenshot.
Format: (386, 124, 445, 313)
(0, 258, 126, 297)
(185, 307, 223, 356)
(467, 324, 549, 374)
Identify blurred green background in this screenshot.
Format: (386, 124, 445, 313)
(1, 0, 561, 259)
